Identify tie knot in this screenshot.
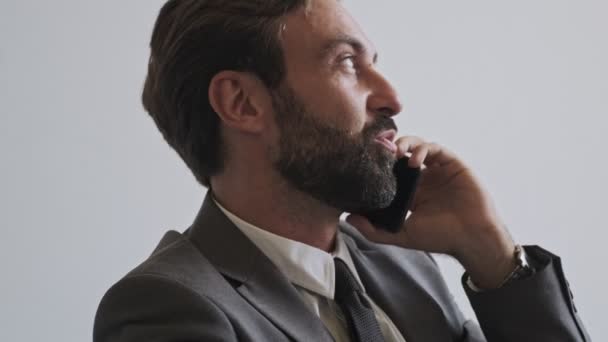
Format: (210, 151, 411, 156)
(334, 258, 363, 300)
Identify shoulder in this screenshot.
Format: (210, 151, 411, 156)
(93, 230, 237, 342)
(99, 230, 231, 301)
(126, 230, 224, 286)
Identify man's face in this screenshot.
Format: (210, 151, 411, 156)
(270, 0, 403, 212)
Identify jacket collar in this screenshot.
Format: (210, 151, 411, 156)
(339, 222, 457, 341)
(186, 193, 335, 342)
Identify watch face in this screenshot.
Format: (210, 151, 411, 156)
(503, 246, 536, 285)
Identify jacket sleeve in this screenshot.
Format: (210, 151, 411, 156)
(462, 246, 591, 341)
(93, 273, 238, 342)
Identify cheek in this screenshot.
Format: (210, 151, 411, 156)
(319, 86, 368, 130)
(293, 74, 368, 131)
(334, 91, 368, 133)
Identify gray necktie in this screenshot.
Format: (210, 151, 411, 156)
(334, 258, 385, 342)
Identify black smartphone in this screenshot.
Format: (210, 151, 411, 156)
(354, 156, 421, 233)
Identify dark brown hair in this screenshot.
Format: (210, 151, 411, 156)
(142, 0, 309, 187)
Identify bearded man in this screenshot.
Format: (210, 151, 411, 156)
(94, 0, 590, 341)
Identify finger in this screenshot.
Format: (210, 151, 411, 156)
(395, 138, 459, 168)
(420, 142, 459, 167)
(395, 136, 428, 167)
(394, 136, 425, 158)
(409, 144, 429, 168)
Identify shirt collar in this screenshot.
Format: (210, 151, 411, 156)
(212, 196, 364, 299)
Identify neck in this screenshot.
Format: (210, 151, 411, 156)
(210, 170, 342, 252)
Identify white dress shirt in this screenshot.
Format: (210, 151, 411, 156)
(213, 197, 406, 342)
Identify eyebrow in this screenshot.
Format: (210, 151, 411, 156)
(319, 33, 378, 64)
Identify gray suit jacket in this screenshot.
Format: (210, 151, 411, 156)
(94, 194, 590, 341)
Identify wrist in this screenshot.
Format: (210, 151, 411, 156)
(455, 226, 516, 289)
(463, 252, 516, 289)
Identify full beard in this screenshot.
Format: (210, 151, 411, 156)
(270, 85, 398, 213)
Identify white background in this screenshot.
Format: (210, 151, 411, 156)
(1, 0, 605, 340)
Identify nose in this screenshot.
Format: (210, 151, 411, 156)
(366, 69, 403, 118)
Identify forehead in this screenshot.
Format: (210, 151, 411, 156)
(280, 0, 375, 61)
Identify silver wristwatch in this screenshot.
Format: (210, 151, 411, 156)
(500, 245, 536, 287)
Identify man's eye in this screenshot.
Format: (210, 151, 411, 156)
(339, 55, 356, 70)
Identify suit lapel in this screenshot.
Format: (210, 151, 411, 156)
(187, 194, 334, 342)
(341, 223, 454, 341)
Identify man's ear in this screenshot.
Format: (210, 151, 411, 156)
(208, 71, 273, 133)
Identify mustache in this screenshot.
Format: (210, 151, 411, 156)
(364, 117, 398, 138)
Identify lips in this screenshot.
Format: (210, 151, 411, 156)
(374, 129, 397, 153)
